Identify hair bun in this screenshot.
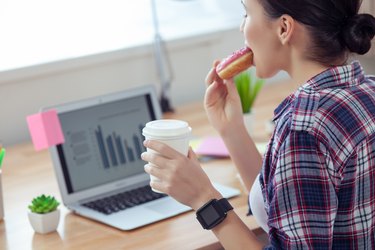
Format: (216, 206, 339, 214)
(342, 14, 375, 55)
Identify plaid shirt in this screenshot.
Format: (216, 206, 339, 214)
(260, 61, 375, 249)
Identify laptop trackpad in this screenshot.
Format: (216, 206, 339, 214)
(145, 198, 190, 215)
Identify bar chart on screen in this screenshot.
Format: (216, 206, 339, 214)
(94, 124, 145, 169)
(63, 121, 148, 191)
(55, 93, 153, 192)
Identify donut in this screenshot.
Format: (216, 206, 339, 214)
(216, 47, 253, 80)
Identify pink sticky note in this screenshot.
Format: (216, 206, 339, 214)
(26, 109, 65, 151)
(195, 136, 229, 157)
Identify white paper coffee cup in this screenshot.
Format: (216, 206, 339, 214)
(142, 119, 192, 193)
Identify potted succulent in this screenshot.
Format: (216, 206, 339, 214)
(234, 70, 265, 135)
(28, 194, 60, 234)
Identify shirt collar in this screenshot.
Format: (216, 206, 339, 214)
(272, 61, 366, 125)
(273, 93, 295, 122)
(301, 60, 365, 91)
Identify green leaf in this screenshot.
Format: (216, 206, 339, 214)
(234, 70, 264, 113)
(28, 194, 60, 214)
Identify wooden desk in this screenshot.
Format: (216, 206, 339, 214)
(0, 82, 293, 250)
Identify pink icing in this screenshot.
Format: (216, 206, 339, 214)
(216, 47, 252, 72)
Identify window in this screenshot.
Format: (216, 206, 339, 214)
(0, 0, 242, 71)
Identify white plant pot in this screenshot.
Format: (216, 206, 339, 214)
(243, 112, 255, 136)
(28, 209, 60, 234)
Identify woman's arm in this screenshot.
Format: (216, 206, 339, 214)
(220, 123, 263, 192)
(204, 65, 263, 191)
(212, 210, 264, 250)
(141, 142, 265, 249)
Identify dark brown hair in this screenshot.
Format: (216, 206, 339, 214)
(258, 0, 375, 65)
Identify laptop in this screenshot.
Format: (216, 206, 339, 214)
(44, 84, 240, 230)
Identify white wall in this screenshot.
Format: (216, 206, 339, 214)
(2, 27, 374, 146)
(0, 29, 246, 145)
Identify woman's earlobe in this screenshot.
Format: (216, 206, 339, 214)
(277, 27, 289, 45)
(280, 32, 288, 45)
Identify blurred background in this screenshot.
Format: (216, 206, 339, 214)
(0, 0, 374, 145)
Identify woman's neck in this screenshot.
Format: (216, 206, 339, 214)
(287, 55, 331, 89)
(283, 26, 345, 88)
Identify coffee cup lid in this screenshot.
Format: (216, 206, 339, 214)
(142, 119, 191, 138)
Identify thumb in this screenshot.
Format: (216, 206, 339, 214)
(225, 79, 240, 99)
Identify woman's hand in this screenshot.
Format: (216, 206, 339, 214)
(141, 140, 222, 210)
(204, 61, 244, 135)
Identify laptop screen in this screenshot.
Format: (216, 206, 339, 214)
(56, 93, 156, 194)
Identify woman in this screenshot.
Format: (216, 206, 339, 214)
(141, 0, 375, 248)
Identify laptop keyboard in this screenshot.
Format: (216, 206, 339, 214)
(82, 185, 167, 215)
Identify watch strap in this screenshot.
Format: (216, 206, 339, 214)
(217, 198, 233, 213)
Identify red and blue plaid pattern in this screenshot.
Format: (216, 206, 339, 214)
(260, 61, 375, 249)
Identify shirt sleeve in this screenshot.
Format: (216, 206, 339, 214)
(264, 131, 338, 249)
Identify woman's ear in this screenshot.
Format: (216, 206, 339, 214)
(277, 15, 295, 45)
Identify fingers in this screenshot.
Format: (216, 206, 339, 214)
(149, 181, 165, 194)
(205, 68, 216, 86)
(188, 147, 199, 162)
(144, 163, 164, 179)
(141, 140, 188, 170)
(141, 151, 167, 169)
(143, 140, 181, 159)
(225, 78, 242, 101)
(205, 60, 223, 87)
(144, 164, 172, 194)
(212, 60, 220, 68)
(225, 78, 236, 93)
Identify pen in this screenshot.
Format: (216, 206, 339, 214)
(0, 147, 5, 168)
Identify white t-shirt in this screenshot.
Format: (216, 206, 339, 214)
(249, 174, 269, 232)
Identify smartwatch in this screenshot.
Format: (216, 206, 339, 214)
(196, 198, 233, 230)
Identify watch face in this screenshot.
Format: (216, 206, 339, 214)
(200, 205, 221, 226)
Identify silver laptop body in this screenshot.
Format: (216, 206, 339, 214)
(45, 84, 240, 230)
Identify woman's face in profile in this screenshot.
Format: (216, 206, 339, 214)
(240, 0, 286, 79)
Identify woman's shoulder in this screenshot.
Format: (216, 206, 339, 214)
(288, 71, 375, 144)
